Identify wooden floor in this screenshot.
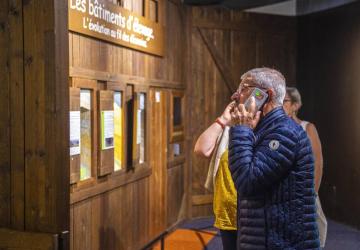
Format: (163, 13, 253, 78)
(153, 229, 217, 250)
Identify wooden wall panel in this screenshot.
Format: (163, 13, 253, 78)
(167, 165, 184, 226)
(23, 0, 69, 233)
(71, 177, 151, 250)
(73, 201, 92, 250)
(190, 27, 231, 199)
(0, 228, 57, 250)
(0, 0, 69, 246)
(256, 33, 297, 84)
(191, 204, 213, 218)
(230, 32, 256, 82)
(0, 0, 11, 228)
(8, 0, 25, 230)
(148, 89, 168, 238)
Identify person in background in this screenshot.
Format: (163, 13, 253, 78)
(194, 101, 238, 250)
(283, 87, 327, 248)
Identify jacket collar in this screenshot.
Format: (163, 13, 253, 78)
(255, 107, 287, 133)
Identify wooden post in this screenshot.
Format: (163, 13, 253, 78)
(183, 4, 193, 220)
(22, 0, 69, 241)
(0, 0, 70, 249)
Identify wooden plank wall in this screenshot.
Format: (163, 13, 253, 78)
(69, 1, 187, 249)
(0, 0, 69, 249)
(0, 0, 26, 230)
(0, 0, 69, 238)
(0, 0, 12, 229)
(188, 7, 297, 217)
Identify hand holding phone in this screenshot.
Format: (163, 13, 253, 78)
(230, 87, 268, 128)
(244, 87, 269, 113)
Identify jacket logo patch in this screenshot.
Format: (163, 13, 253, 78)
(269, 140, 280, 151)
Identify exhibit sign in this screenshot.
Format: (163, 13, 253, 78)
(69, 0, 165, 56)
(70, 111, 81, 156)
(101, 110, 115, 150)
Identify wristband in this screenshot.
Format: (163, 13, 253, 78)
(215, 118, 225, 129)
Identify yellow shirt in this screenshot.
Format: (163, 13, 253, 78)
(213, 150, 237, 230)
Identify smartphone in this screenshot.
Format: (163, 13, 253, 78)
(244, 87, 269, 112)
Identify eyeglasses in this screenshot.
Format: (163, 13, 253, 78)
(283, 99, 292, 103)
(231, 82, 267, 103)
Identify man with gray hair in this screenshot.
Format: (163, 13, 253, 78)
(229, 68, 320, 249)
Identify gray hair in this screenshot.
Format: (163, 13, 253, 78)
(241, 67, 286, 106)
(286, 87, 302, 108)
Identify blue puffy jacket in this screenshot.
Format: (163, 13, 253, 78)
(229, 107, 320, 250)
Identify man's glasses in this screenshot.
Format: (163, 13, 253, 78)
(231, 83, 267, 103)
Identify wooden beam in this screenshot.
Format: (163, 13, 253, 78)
(0, 0, 11, 228)
(0, 228, 57, 249)
(183, 5, 193, 220)
(192, 194, 213, 206)
(192, 10, 297, 35)
(70, 167, 152, 204)
(9, 0, 25, 231)
(197, 27, 237, 93)
(23, 0, 69, 235)
(70, 66, 185, 89)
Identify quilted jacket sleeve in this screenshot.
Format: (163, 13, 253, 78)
(229, 125, 299, 196)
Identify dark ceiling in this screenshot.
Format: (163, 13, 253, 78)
(182, 0, 290, 10)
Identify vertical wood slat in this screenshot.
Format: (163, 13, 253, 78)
(70, 206, 74, 250)
(125, 84, 135, 168)
(149, 89, 168, 238)
(72, 33, 80, 68)
(97, 90, 115, 176)
(197, 27, 237, 93)
(73, 201, 92, 250)
(9, 0, 25, 230)
(183, 4, 193, 219)
(0, 0, 11, 228)
(70, 88, 81, 184)
(132, 89, 140, 166)
(167, 165, 183, 226)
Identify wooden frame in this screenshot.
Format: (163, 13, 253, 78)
(97, 90, 115, 177)
(169, 90, 185, 143)
(106, 81, 127, 176)
(168, 141, 185, 169)
(70, 167, 152, 204)
(70, 78, 97, 190)
(115, 0, 124, 6)
(167, 90, 185, 169)
(70, 67, 185, 90)
(69, 87, 81, 184)
(144, 0, 163, 24)
(132, 84, 150, 169)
